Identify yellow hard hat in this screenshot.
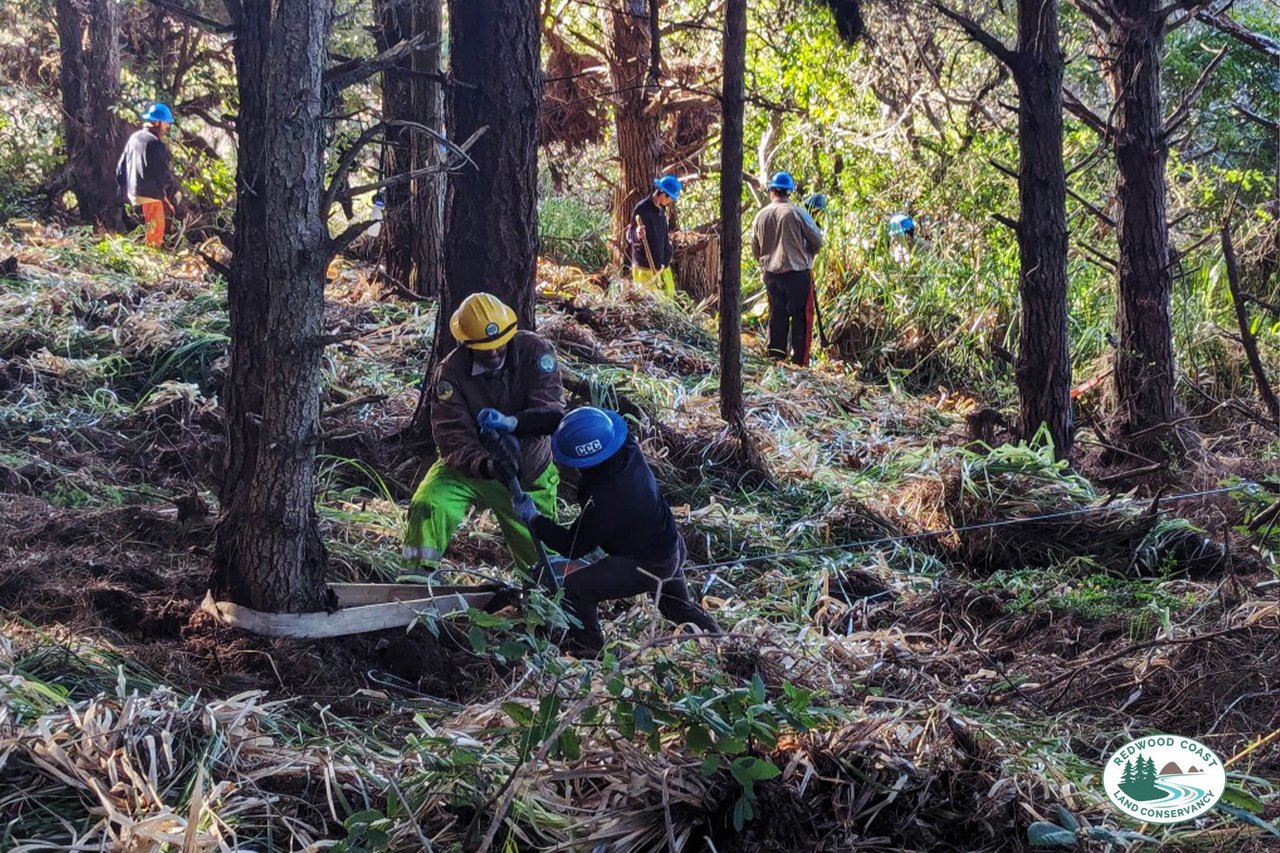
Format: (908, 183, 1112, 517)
(449, 292, 518, 350)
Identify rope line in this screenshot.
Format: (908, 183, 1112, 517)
(686, 483, 1255, 574)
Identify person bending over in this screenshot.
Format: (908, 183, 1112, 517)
(511, 406, 720, 654)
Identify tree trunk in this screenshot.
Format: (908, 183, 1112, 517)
(718, 0, 746, 424)
(410, 0, 446, 299)
(606, 0, 663, 269)
(213, 0, 332, 613)
(1012, 0, 1073, 457)
(375, 0, 415, 288)
(1104, 0, 1180, 451)
(56, 0, 128, 229)
(439, 0, 542, 360)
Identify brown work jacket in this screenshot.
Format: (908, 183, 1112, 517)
(430, 330, 563, 486)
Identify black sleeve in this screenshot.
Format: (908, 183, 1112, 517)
(533, 514, 600, 559)
(152, 140, 178, 196)
(513, 406, 564, 437)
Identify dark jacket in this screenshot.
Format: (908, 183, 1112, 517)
(533, 438, 679, 563)
(431, 330, 563, 487)
(628, 195, 673, 269)
(116, 128, 178, 203)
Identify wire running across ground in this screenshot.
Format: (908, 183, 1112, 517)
(687, 483, 1257, 573)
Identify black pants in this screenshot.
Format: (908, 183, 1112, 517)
(562, 537, 720, 653)
(765, 269, 815, 366)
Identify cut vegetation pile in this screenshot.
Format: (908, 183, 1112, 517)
(1, 229, 1278, 851)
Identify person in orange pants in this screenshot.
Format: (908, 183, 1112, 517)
(117, 103, 178, 248)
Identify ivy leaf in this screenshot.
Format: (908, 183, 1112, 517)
(700, 754, 721, 775)
(730, 756, 781, 786)
(502, 701, 533, 725)
(750, 673, 767, 704)
(558, 727, 582, 761)
(686, 724, 713, 754)
(1027, 821, 1077, 846)
(1055, 805, 1079, 831)
(1220, 786, 1265, 814)
(633, 703, 656, 734)
(732, 796, 754, 831)
(467, 626, 488, 654)
(1218, 804, 1280, 838)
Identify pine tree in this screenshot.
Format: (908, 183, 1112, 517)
(1121, 760, 1135, 786)
(1144, 756, 1157, 782)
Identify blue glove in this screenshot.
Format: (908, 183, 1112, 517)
(512, 493, 539, 525)
(477, 408, 518, 433)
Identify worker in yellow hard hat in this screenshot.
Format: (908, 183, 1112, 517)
(402, 293, 565, 574)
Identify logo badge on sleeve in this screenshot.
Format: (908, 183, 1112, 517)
(538, 353, 557, 373)
(435, 380, 455, 401)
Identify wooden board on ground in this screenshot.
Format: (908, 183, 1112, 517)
(199, 585, 499, 639)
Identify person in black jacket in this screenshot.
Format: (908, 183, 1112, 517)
(627, 175, 681, 296)
(510, 406, 720, 654)
(116, 103, 179, 248)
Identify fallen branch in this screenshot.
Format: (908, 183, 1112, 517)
(1042, 625, 1256, 706)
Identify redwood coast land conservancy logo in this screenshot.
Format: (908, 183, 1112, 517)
(1103, 735, 1225, 823)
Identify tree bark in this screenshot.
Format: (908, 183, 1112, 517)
(213, 0, 332, 613)
(56, 0, 128, 229)
(438, 0, 542, 360)
(409, 0, 445, 299)
(1012, 0, 1073, 457)
(718, 0, 746, 424)
(374, 0, 416, 288)
(1103, 0, 1181, 452)
(606, 0, 663, 269)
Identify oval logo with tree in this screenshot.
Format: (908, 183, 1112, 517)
(1103, 735, 1226, 823)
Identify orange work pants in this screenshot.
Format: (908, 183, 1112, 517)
(138, 198, 166, 247)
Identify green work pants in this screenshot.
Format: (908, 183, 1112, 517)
(401, 460, 559, 570)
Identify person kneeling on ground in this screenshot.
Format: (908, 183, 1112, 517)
(401, 292, 564, 575)
(511, 406, 720, 655)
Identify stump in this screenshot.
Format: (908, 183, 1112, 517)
(671, 227, 719, 304)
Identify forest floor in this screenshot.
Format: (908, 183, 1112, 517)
(0, 223, 1278, 852)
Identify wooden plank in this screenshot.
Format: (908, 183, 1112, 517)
(198, 590, 496, 639)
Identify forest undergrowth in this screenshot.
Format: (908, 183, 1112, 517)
(0, 226, 1278, 851)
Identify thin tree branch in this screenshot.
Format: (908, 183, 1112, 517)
(1222, 222, 1280, 420)
(992, 212, 1020, 232)
(324, 33, 431, 94)
(327, 220, 375, 261)
(1198, 10, 1280, 58)
(1161, 43, 1230, 140)
(1157, 0, 1218, 27)
(1064, 88, 1110, 136)
(1079, 242, 1118, 268)
(147, 0, 233, 32)
(931, 2, 1018, 69)
(1243, 293, 1280, 318)
(323, 123, 386, 217)
(1070, 0, 1115, 32)
(1234, 102, 1279, 132)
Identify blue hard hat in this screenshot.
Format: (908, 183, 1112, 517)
(141, 103, 174, 124)
(551, 407, 628, 468)
(653, 175, 682, 200)
(804, 193, 828, 212)
(889, 213, 914, 235)
(768, 171, 796, 192)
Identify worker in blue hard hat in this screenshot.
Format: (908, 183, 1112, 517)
(751, 171, 824, 365)
(509, 406, 721, 655)
(627, 175, 680, 297)
(888, 212, 926, 263)
(116, 103, 179, 248)
(804, 193, 829, 219)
